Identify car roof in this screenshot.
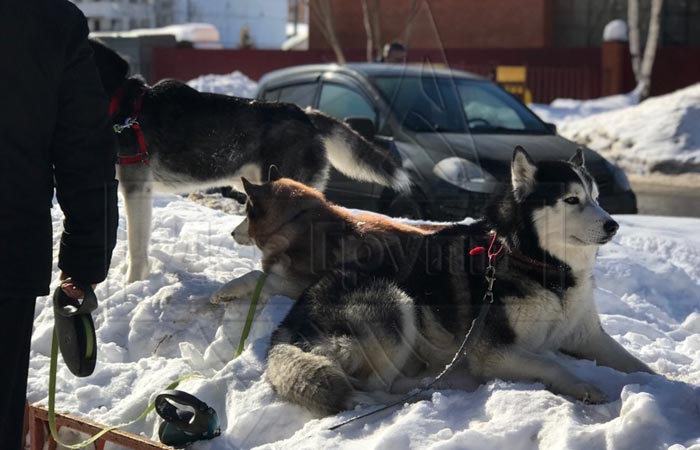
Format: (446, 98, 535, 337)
(258, 63, 488, 89)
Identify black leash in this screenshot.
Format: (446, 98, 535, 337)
(329, 233, 503, 431)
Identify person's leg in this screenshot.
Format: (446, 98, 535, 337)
(0, 297, 36, 450)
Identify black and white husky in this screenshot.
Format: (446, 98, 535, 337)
(263, 146, 654, 415)
(89, 40, 409, 281)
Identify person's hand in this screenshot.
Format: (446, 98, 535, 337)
(59, 272, 96, 300)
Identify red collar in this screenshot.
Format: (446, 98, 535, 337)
(109, 86, 150, 165)
(469, 232, 505, 266)
(507, 251, 567, 271)
(469, 233, 565, 271)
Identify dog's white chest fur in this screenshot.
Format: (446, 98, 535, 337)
(504, 272, 598, 351)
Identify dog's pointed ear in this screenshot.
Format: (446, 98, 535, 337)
(241, 177, 257, 197)
(569, 148, 585, 167)
(268, 165, 282, 182)
(511, 146, 537, 201)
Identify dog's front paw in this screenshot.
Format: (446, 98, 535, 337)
(126, 261, 151, 283)
(209, 289, 234, 304)
(209, 270, 264, 304)
(574, 383, 607, 404)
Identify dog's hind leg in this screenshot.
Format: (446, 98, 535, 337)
(118, 165, 153, 282)
(479, 347, 607, 403)
(267, 343, 354, 416)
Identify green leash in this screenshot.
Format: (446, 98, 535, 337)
(46, 272, 267, 448)
(235, 273, 267, 357)
(48, 328, 203, 448)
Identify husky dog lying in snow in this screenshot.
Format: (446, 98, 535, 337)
(89, 39, 409, 282)
(223, 147, 655, 415)
(209, 165, 437, 305)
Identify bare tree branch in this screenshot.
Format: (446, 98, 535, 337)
(371, 0, 382, 58)
(628, 0, 641, 80)
(308, 0, 346, 64)
(361, 0, 375, 61)
(402, 0, 419, 46)
(638, 0, 664, 99)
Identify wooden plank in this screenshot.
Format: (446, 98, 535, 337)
(29, 404, 171, 450)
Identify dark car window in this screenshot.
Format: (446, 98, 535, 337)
(318, 83, 376, 123)
(262, 83, 316, 108)
(261, 88, 281, 102)
(277, 83, 317, 108)
(372, 76, 549, 134)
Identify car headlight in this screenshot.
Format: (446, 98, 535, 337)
(433, 157, 498, 193)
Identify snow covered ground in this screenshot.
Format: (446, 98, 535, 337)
(187, 71, 258, 98)
(530, 84, 700, 175)
(28, 195, 700, 450)
(530, 92, 639, 125)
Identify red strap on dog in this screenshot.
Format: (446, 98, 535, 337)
(110, 87, 150, 166)
(469, 232, 504, 264)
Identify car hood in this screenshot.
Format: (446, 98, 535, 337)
(399, 132, 609, 179)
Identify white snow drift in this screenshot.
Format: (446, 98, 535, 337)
(531, 83, 700, 175)
(187, 71, 258, 98)
(28, 195, 700, 450)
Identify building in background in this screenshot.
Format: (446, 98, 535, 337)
(168, 0, 287, 48)
(308, 0, 700, 50)
(72, 0, 287, 49)
(284, 0, 309, 50)
(71, 0, 156, 32)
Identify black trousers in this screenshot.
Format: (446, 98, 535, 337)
(0, 297, 36, 450)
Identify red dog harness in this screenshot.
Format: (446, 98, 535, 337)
(109, 86, 150, 165)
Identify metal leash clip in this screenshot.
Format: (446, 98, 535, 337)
(113, 117, 139, 134)
(155, 390, 221, 448)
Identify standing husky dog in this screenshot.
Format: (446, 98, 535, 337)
(89, 40, 409, 282)
(260, 146, 654, 415)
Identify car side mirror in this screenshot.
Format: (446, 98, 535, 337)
(344, 116, 376, 141)
(545, 122, 557, 134)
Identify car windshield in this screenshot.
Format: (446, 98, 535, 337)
(372, 75, 549, 134)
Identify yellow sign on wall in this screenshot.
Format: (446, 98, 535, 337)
(496, 65, 533, 104)
(496, 66, 527, 83)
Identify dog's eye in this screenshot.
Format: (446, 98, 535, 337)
(564, 197, 580, 205)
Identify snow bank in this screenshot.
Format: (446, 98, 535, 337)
(529, 92, 639, 125)
(531, 84, 700, 175)
(557, 84, 700, 174)
(28, 196, 700, 449)
(187, 72, 258, 98)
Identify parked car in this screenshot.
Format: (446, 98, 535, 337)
(256, 63, 637, 220)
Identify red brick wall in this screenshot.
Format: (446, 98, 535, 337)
(309, 0, 553, 51)
(151, 47, 699, 103)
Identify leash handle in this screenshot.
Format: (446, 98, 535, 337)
(55, 279, 97, 317)
(155, 390, 219, 435)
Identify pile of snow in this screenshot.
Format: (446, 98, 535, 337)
(530, 92, 639, 124)
(556, 84, 700, 174)
(187, 71, 258, 98)
(531, 84, 700, 175)
(28, 196, 700, 449)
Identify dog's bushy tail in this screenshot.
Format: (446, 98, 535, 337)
(306, 110, 411, 193)
(266, 343, 353, 416)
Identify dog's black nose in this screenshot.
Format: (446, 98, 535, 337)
(604, 220, 619, 235)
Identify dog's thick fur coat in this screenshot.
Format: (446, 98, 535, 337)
(89, 40, 409, 281)
(237, 148, 654, 416)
